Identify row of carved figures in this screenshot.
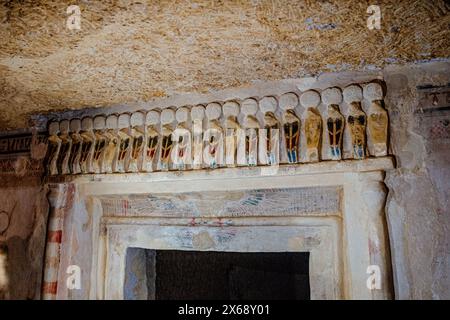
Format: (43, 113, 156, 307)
(45, 82, 389, 175)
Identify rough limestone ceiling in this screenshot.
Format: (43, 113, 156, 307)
(0, 0, 449, 130)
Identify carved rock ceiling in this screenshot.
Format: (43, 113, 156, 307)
(0, 0, 449, 130)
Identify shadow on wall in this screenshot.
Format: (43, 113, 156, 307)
(0, 236, 50, 300)
(0, 243, 7, 299)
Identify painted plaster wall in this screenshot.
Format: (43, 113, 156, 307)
(0, 61, 449, 299)
(0, 162, 48, 300)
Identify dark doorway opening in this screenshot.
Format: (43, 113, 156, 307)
(124, 249, 310, 300)
(156, 250, 310, 300)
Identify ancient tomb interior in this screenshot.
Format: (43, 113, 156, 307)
(0, 1, 449, 302)
(124, 249, 310, 300)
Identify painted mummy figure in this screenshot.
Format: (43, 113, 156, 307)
(116, 113, 133, 173)
(321, 87, 344, 160)
(204, 103, 224, 169)
(46, 121, 62, 176)
(143, 110, 160, 172)
(68, 119, 83, 174)
(191, 106, 205, 170)
(343, 85, 367, 160)
(158, 109, 175, 171)
(103, 115, 120, 173)
(128, 112, 145, 173)
(222, 101, 241, 168)
(172, 107, 192, 170)
(258, 96, 279, 165)
(79, 117, 96, 174)
(279, 93, 300, 163)
(300, 91, 322, 162)
(92, 115, 107, 173)
(364, 82, 388, 157)
(57, 120, 72, 175)
(241, 98, 259, 166)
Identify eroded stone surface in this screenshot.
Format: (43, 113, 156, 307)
(0, 1, 449, 130)
(383, 61, 450, 299)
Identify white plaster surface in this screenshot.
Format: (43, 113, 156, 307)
(48, 157, 394, 300)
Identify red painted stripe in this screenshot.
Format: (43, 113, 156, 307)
(42, 282, 58, 295)
(47, 230, 62, 243)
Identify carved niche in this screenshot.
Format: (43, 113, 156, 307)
(158, 109, 175, 171)
(258, 96, 279, 165)
(57, 120, 72, 175)
(279, 93, 300, 163)
(364, 82, 388, 157)
(47, 121, 62, 176)
(143, 110, 160, 172)
(191, 106, 205, 170)
(322, 87, 345, 160)
(204, 103, 224, 169)
(300, 91, 322, 163)
(344, 85, 367, 160)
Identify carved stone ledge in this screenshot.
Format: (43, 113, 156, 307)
(46, 156, 395, 185)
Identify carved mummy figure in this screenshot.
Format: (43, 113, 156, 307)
(241, 98, 259, 166)
(92, 116, 107, 173)
(43, 80, 390, 178)
(204, 103, 224, 169)
(68, 119, 83, 174)
(79, 117, 96, 173)
(172, 107, 192, 170)
(57, 120, 72, 175)
(223, 101, 240, 168)
(279, 93, 300, 163)
(258, 96, 279, 165)
(46, 121, 62, 176)
(143, 110, 160, 172)
(300, 91, 322, 162)
(364, 82, 388, 157)
(158, 109, 175, 171)
(344, 85, 367, 160)
(128, 112, 145, 172)
(116, 114, 133, 173)
(103, 115, 120, 173)
(190, 106, 204, 170)
(322, 87, 345, 160)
